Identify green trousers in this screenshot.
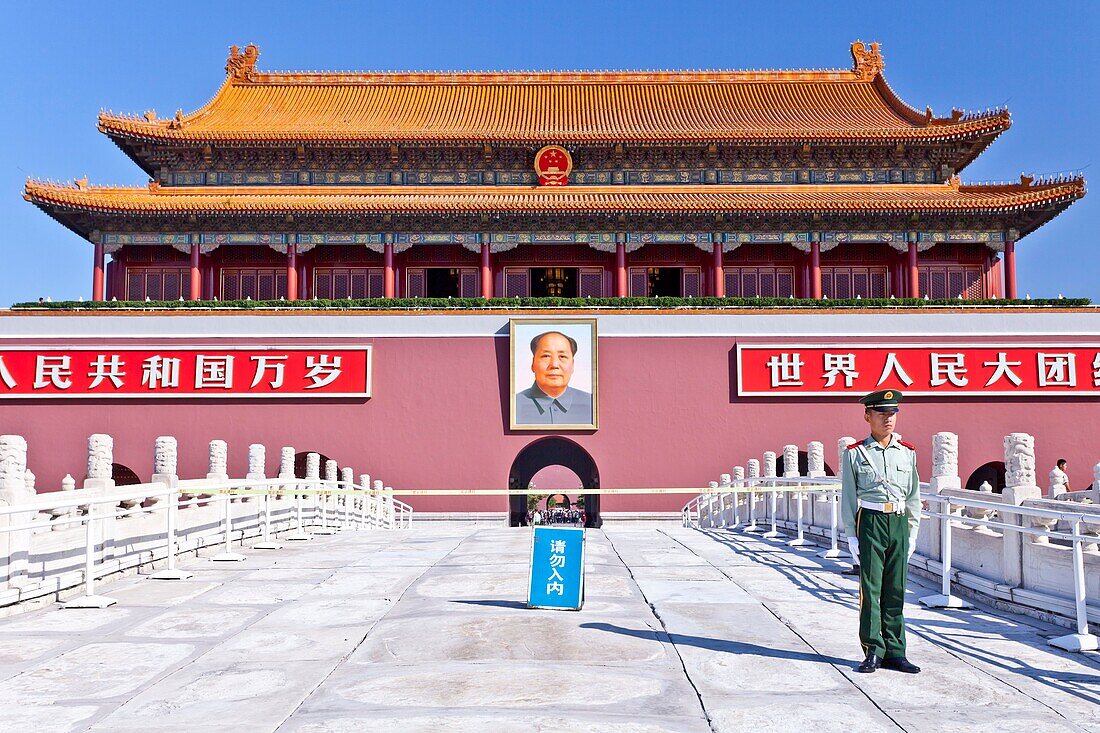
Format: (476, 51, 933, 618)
(857, 508, 909, 659)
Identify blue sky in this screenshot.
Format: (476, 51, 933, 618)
(2, 1, 1096, 302)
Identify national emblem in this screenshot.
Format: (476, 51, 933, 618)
(534, 145, 572, 186)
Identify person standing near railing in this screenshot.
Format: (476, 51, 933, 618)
(841, 389, 922, 675)
(1048, 459, 1070, 498)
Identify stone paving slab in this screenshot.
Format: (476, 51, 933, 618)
(0, 523, 1096, 732)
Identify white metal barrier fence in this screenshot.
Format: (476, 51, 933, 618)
(0, 476, 411, 612)
(682, 437, 1100, 654)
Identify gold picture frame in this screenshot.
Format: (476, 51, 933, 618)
(509, 318, 598, 431)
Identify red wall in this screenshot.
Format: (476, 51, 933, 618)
(2, 316, 1098, 514)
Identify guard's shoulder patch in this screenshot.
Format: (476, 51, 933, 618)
(899, 440, 917, 451)
(846, 443, 861, 450)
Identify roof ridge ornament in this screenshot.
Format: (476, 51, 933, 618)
(850, 41, 884, 80)
(226, 43, 260, 81)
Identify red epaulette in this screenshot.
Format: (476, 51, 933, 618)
(899, 440, 917, 451)
(846, 443, 861, 450)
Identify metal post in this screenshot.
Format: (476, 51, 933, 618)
(151, 489, 193, 579)
(788, 484, 812, 547)
(1049, 518, 1100, 651)
(313, 484, 337, 535)
(919, 499, 971, 609)
(818, 487, 843, 559)
(745, 488, 760, 532)
(211, 494, 246, 561)
(254, 486, 282, 550)
(63, 502, 117, 608)
(762, 487, 780, 538)
(285, 485, 311, 541)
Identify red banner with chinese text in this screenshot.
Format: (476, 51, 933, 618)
(0, 347, 371, 398)
(736, 344, 1100, 396)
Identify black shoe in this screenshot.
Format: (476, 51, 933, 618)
(881, 657, 921, 674)
(842, 564, 861, 576)
(856, 653, 880, 673)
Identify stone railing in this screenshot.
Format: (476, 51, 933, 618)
(0, 433, 409, 613)
(683, 431, 1099, 653)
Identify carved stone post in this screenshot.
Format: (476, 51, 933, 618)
(277, 446, 295, 498)
(930, 432, 961, 491)
(807, 442, 825, 478)
(247, 444, 266, 480)
(762, 451, 780, 537)
(1093, 463, 1100, 505)
(242, 443, 265, 502)
(150, 436, 178, 509)
(0, 435, 31, 586)
(763, 452, 777, 479)
(207, 440, 228, 480)
(84, 433, 115, 495)
(718, 474, 732, 527)
(837, 437, 855, 478)
(363, 473, 376, 526)
(340, 466, 354, 522)
(782, 445, 800, 478)
(325, 459, 338, 483)
(745, 459, 761, 531)
(782, 444, 800, 522)
(1001, 432, 1041, 587)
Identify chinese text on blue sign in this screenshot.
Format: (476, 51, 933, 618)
(527, 526, 585, 610)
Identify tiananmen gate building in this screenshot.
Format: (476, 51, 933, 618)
(9, 41, 1095, 525)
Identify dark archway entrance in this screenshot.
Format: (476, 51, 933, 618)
(965, 461, 1006, 493)
(508, 437, 601, 528)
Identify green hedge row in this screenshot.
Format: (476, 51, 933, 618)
(12, 296, 1091, 310)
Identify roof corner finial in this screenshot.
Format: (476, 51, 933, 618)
(226, 43, 260, 80)
(850, 40, 884, 80)
(1020, 173, 1034, 188)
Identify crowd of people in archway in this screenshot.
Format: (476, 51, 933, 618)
(529, 507, 585, 526)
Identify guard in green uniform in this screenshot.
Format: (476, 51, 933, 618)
(841, 389, 922, 674)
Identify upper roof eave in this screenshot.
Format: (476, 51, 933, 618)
(95, 41, 1011, 169)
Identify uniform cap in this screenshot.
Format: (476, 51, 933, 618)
(859, 388, 903, 413)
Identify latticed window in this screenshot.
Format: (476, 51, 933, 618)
(919, 265, 983, 299)
(822, 267, 888, 299)
(628, 267, 702, 297)
(124, 267, 188, 301)
(220, 268, 287, 300)
(406, 267, 479, 298)
(725, 267, 795, 298)
(578, 268, 604, 298)
(313, 267, 385, 299)
(504, 268, 530, 298)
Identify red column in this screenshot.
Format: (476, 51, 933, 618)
(286, 243, 298, 301)
(615, 235, 627, 297)
(92, 242, 105, 302)
(384, 242, 395, 298)
(298, 262, 308, 300)
(907, 240, 919, 298)
(712, 241, 725, 297)
(480, 242, 492, 299)
(189, 244, 201, 300)
(809, 239, 822, 299)
(1004, 239, 1017, 299)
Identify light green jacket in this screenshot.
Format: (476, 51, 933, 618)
(841, 435, 921, 544)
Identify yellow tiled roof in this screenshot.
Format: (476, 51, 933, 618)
(25, 179, 1084, 217)
(97, 43, 1009, 148)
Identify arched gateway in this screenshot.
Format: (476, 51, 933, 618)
(508, 437, 601, 528)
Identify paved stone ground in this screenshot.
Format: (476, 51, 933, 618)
(0, 524, 1097, 732)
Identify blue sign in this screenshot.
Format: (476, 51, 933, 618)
(527, 526, 585, 610)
